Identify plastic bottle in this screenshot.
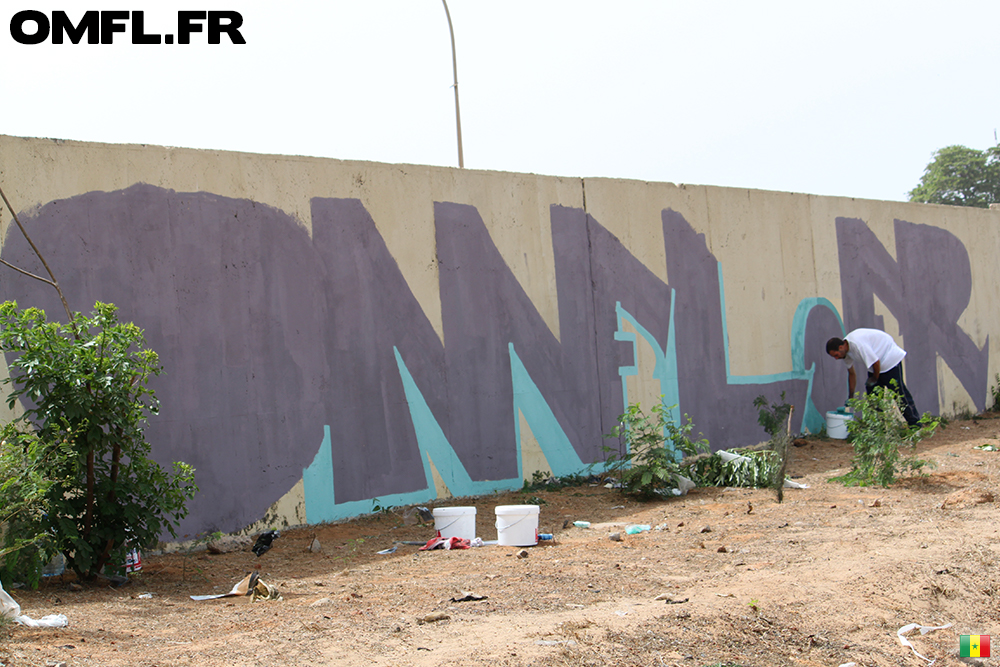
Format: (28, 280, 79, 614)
(573, 521, 590, 528)
(538, 533, 554, 540)
(625, 524, 651, 535)
(41, 553, 65, 577)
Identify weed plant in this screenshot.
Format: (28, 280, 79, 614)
(521, 470, 592, 493)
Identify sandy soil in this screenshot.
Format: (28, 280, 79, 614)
(2, 414, 999, 667)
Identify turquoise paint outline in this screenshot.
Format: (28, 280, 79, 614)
(791, 297, 845, 433)
(301, 266, 848, 524)
(719, 264, 804, 386)
(614, 298, 683, 460)
(615, 298, 680, 423)
(509, 343, 587, 477)
(301, 425, 336, 523)
(392, 346, 518, 498)
(302, 425, 434, 523)
(716, 263, 845, 434)
(614, 326, 637, 414)
(302, 345, 539, 525)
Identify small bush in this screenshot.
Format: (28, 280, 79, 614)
(0, 301, 197, 584)
(991, 373, 1000, 412)
(604, 400, 709, 500)
(829, 383, 939, 487)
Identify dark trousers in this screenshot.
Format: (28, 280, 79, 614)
(868, 363, 919, 426)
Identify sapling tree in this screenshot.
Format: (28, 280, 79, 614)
(830, 383, 939, 487)
(0, 302, 197, 581)
(604, 399, 709, 500)
(753, 392, 794, 502)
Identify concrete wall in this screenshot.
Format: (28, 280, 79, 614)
(1, 134, 996, 538)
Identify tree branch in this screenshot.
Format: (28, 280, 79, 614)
(0, 184, 75, 326)
(0, 257, 57, 286)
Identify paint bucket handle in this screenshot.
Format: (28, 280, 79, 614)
(435, 517, 460, 535)
(495, 513, 532, 530)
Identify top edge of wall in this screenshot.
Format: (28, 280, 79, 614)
(4, 133, 998, 213)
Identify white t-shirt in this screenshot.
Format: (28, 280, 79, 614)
(844, 328, 906, 373)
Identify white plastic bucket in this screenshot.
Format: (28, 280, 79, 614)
(432, 506, 477, 541)
(825, 411, 853, 439)
(495, 505, 540, 546)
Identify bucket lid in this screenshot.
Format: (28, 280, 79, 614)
(495, 504, 540, 515)
(432, 506, 476, 516)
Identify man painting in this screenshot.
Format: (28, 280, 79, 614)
(826, 329, 919, 426)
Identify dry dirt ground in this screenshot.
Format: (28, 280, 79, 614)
(2, 414, 1000, 667)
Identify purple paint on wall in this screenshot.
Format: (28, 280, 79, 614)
(550, 205, 674, 448)
(2, 188, 686, 535)
(2, 185, 331, 536)
(8, 183, 979, 536)
(836, 217, 989, 411)
(309, 197, 440, 499)
(805, 303, 848, 408)
(662, 209, 807, 444)
(429, 203, 676, 469)
(311, 199, 680, 487)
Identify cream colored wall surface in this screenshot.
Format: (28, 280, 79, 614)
(584, 180, 819, 378)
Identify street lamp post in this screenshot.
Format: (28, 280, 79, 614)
(441, 0, 464, 168)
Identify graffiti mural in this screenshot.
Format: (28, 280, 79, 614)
(1, 184, 989, 536)
(836, 217, 990, 413)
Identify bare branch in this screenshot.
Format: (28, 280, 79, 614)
(0, 184, 76, 327)
(0, 257, 57, 286)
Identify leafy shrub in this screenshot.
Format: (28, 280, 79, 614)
(829, 383, 939, 487)
(0, 301, 197, 584)
(991, 373, 1000, 412)
(604, 400, 709, 500)
(0, 426, 64, 589)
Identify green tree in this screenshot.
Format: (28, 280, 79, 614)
(0, 301, 197, 584)
(908, 144, 1000, 208)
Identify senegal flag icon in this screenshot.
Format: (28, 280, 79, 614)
(960, 634, 990, 657)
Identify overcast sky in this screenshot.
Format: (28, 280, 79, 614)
(3, 1, 998, 202)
